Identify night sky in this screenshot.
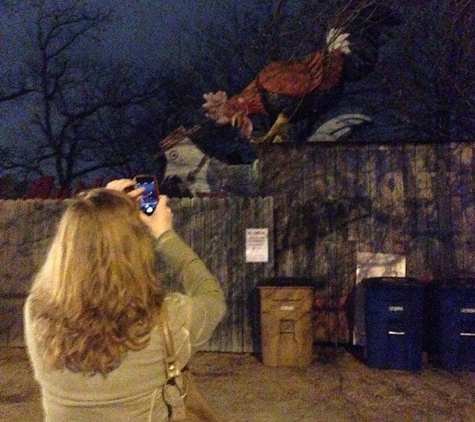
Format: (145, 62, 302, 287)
(0, 0, 253, 186)
(0, 0, 231, 70)
(0, 0, 230, 148)
(97, 0, 230, 68)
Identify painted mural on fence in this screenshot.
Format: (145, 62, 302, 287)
(156, 1, 402, 197)
(258, 143, 475, 280)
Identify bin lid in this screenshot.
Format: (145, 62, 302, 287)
(361, 277, 423, 289)
(432, 278, 475, 289)
(259, 277, 324, 290)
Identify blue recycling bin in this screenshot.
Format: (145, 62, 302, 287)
(426, 278, 475, 371)
(363, 277, 426, 370)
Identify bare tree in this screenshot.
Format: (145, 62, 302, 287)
(379, 0, 475, 140)
(0, 0, 164, 191)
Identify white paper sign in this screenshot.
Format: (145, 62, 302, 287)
(356, 252, 406, 283)
(245, 228, 269, 263)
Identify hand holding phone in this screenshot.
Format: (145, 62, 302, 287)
(139, 194, 173, 239)
(135, 174, 160, 215)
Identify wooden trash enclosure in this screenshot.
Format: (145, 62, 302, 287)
(259, 286, 314, 366)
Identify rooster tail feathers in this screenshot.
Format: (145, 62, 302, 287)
(326, 28, 351, 54)
(329, 1, 402, 40)
(329, 1, 402, 82)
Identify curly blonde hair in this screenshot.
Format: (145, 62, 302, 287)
(29, 188, 165, 376)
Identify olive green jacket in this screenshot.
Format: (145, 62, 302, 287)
(24, 230, 226, 422)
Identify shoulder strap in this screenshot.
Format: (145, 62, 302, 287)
(159, 306, 182, 380)
(160, 306, 190, 421)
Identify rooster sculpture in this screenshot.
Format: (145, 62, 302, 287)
(202, 1, 401, 143)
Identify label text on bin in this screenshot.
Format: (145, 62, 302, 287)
(388, 306, 404, 312)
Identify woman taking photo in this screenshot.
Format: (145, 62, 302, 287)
(24, 179, 226, 421)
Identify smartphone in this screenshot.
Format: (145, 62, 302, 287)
(135, 174, 160, 215)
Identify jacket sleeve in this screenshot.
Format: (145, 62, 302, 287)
(154, 230, 226, 350)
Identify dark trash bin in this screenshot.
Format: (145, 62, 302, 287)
(363, 277, 425, 370)
(426, 278, 475, 371)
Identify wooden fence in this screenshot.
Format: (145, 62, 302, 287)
(2, 141, 474, 351)
(0, 197, 274, 352)
(257, 141, 475, 279)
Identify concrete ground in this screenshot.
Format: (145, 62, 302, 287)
(1, 346, 475, 422)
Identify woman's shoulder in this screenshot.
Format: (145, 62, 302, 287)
(163, 292, 192, 329)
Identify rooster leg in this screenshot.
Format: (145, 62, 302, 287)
(251, 113, 291, 143)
